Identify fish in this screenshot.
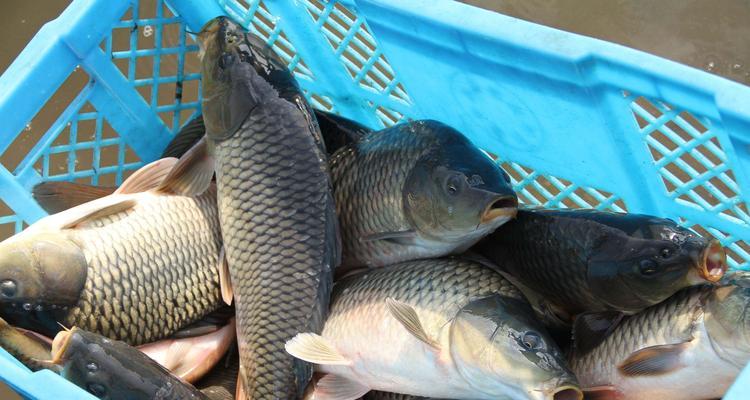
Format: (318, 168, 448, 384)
(159, 110, 370, 164)
(286, 257, 582, 400)
(0, 149, 226, 345)
(473, 209, 727, 327)
(569, 281, 750, 400)
(50, 327, 210, 399)
(0, 316, 52, 371)
(330, 120, 518, 268)
(198, 17, 340, 399)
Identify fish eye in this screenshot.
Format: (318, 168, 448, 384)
(639, 259, 659, 276)
(0, 279, 16, 298)
(445, 174, 464, 196)
(87, 382, 107, 397)
(521, 331, 541, 350)
(660, 248, 673, 258)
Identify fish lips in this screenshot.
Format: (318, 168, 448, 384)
(480, 193, 519, 224)
(693, 240, 728, 283)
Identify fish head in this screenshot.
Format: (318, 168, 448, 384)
(449, 295, 581, 400)
(52, 328, 165, 399)
(705, 279, 750, 368)
(0, 233, 87, 310)
(403, 128, 517, 244)
(198, 17, 283, 141)
(587, 223, 727, 313)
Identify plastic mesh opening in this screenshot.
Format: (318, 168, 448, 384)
(499, 160, 628, 212)
(105, 0, 202, 132)
(303, 0, 411, 104)
(629, 95, 749, 227)
(0, 68, 90, 174)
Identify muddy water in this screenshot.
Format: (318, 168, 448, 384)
(0, 0, 748, 398)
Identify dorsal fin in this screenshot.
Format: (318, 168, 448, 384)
(114, 158, 178, 195)
(156, 138, 214, 196)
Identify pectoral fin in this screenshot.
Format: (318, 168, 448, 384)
(617, 342, 689, 377)
(361, 230, 416, 245)
(572, 311, 624, 357)
(285, 333, 350, 366)
(218, 248, 233, 306)
(385, 298, 440, 350)
(313, 374, 369, 400)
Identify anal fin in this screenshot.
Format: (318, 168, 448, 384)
(313, 374, 369, 400)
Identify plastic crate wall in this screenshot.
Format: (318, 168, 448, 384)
(0, 0, 749, 398)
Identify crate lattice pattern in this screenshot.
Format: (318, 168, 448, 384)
(0, 0, 202, 239)
(628, 95, 749, 269)
(108, 0, 203, 131)
(498, 159, 628, 212)
(222, 0, 411, 127)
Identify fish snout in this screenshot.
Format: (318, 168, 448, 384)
(697, 240, 728, 283)
(480, 194, 518, 224)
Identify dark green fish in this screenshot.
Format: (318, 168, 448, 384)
(198, 17, 340, 399)
(474, 209, 728, 321)
(330, 120, 518, 268)
(50, 327, 209, 399)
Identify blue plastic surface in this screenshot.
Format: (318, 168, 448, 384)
(0, 0, 748, 398)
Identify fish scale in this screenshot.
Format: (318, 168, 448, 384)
(570, 286, 707, 386)
(328, 258, 523, 341)
(213, 98, 336, 399)
(330, 125, 439, 267)
(61, 189, 222, 345)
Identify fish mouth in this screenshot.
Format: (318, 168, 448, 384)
(480, 195, 518, 223)
(50, 328, 74, 364)
(549, 386, 583, 400)
(699, 240, 728, 283)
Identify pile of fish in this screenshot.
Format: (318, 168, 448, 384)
(0, 15, 746, 400)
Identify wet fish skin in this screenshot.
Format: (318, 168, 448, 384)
(330, 120, 518, 268)
(0, 316, 51, 371)
(570, 283, 750, 400)
(0, 160, 223, 345)
(52, 327, 208, 400)
(474, 209, 727, 317)
(287, 258, 581, 400)
(199, 17, 339, 399)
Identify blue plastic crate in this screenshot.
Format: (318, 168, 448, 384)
(0, 0, 749, 398)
